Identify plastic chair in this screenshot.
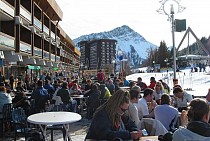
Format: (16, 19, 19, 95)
(0, 103, 13, 138)
(12, 107, 31, 141)
(47, 104, 70, 141)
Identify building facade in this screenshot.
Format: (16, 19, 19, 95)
(0, 0, 80, 79)
(78, 39, 117, 71)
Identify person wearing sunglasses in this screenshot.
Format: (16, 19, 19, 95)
(85, 89, 142, 140)
(153, 81, 166, 105)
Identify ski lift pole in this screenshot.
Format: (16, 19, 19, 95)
(190, 73, 192, 89)
(183, 72, 185, 88)
(178, 73, 182, 86)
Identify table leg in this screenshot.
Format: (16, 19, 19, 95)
(79, 98, 87, 115)
(39, 124, 47, 141)
(63, 124, 71, 141)
(80, 99, 84, 114)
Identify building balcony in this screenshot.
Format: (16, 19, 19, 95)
(43, 51, 49, 60)
(33, 17, 42, 30)
(56, 56, 60, 62)
(0, 0, 14, 19)
(20, 5, 31, 23)
(51, 32, 55, 41)
(20, 41, 31, 54)
(43, 25, 50, 36)
(51, 53, 55, 61)
(0, 32, 15, 49)
(34, 47, 42, 57)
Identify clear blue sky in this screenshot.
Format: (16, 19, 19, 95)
(56, 0, 210, 49)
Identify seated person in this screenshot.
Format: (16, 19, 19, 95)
(173, 98, 210, 141)
(153, 81, 166, 105)
(0, 86, 12, 113)
(56, 82, 77, 112)
(136, 77, 148, 91)
(129, 89, 168, 136)
(129, 81, 137, 89)
(43, 79, 55, 98)
(84, 79, 92, 91)
(98, 83, 111, 99)
(154, 94, 178, 131)
(106, 79, 115, 95)
(12, 91, 30, 115)
(131, 85, 142, 98)
(134, 88, 157, 119)
(69, 83, 82, 95)
(159, 79, 170, 94)
(31, 80, 50, 113)
(173, 87, 193, 111)
(148, 77, 156, 90)
(86, 84, 101, 119)
(85, 89, 142, 140)
(16, 81, 26, 92)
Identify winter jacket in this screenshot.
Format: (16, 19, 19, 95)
(86, 108, 138, 140)
(173, 121, 210, 141)
(31, 86, 49, 111)
(0, 92, 12, 112)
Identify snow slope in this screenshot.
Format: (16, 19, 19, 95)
(126, 67, 210, 97)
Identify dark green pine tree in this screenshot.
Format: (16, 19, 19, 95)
(158, 41, 171, 68)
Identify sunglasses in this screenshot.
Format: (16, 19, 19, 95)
(120, 107, 128, 112)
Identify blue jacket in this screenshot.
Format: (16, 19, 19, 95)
(86, 108, 138, 140)
(31, 86, 49, 110)
(0, 92, 12, 112)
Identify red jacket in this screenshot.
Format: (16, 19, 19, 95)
(148, 81, 156, 90)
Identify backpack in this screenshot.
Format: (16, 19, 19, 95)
(88, 91, 100, 107)
(158, 132, 173, 141)
(99, 84, 106, 99)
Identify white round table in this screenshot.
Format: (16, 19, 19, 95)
(27, 112, 81, 141)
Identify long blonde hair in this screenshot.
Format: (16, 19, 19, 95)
(94, 89, 130, 127)
(155, 81, 164, 91)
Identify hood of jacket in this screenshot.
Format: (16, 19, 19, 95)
(187, 121, 210, 137)
(173, 126, 210, 141)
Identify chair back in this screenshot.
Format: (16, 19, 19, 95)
(54, 96, 63, 105)
(1, 103, 13, 134)
(52, 104, 69, 112)
(12, 108, 27, 132)
(2, 103, 13, 122)
(28, 99, 37, 115)
(51, 96, 68, 111)
(12, 108, 26, 124)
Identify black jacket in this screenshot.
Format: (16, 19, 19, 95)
(187, 121, 210, 137)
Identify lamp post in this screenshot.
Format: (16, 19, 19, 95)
(157, 0, 185, 80)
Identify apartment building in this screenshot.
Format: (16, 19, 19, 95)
(78, 39, 117, 71)
(0, 0, 80, 78)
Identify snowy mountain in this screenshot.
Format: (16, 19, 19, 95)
(73, 25, 157, 67)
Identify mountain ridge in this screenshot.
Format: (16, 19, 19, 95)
(73, 25, 157, 67)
